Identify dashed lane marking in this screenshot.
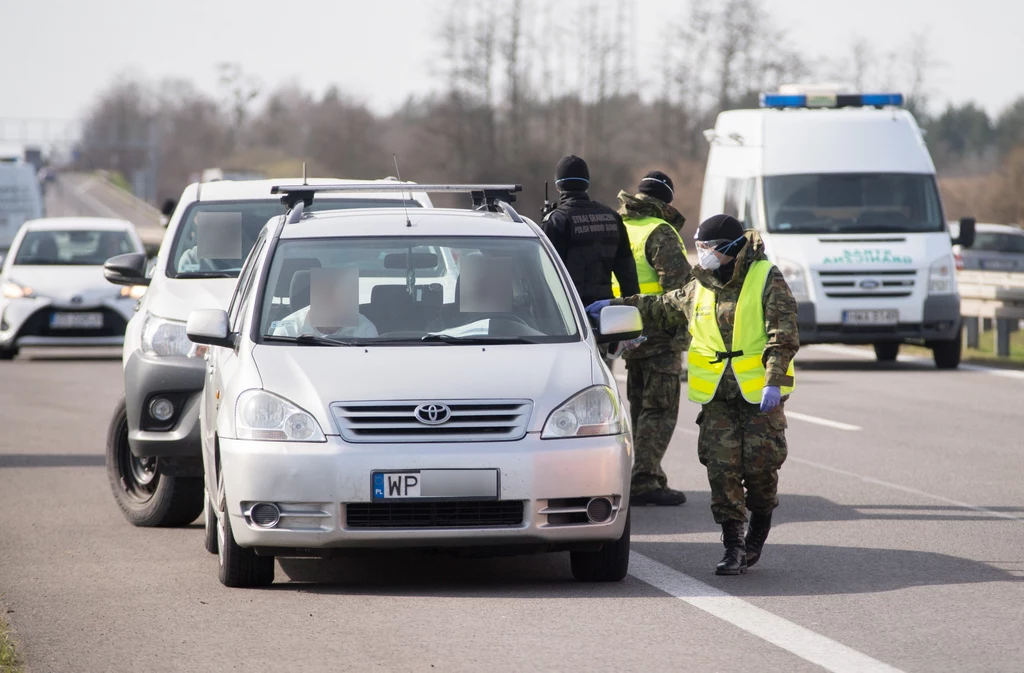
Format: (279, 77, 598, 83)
(786, 411, 862, 432)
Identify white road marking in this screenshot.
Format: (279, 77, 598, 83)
(786, 411, 862, 432)
(790, 457, 1024, 522)
(805, 344, 1024, 380)
(629, 552, 905, 673)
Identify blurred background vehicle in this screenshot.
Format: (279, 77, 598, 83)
(951, 221, 1024, 272)
(0, 158, 45, 264)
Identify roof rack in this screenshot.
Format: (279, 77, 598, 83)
(270, 183, 522, 211)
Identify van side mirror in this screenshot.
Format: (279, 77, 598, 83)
(954, 217, 976, 249)
(104, 253, 150, 287)
(596, 306, 643, 344)
(186, 309, 235, 349)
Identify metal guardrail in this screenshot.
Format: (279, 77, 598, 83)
(959, 270, 1024, 357)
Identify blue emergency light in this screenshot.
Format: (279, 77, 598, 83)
(760, 92, 903, 109)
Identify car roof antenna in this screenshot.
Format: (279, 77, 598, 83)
(302, 162, 308, 186)
(392, 154, 412, 228)
(196, 168, 203, 202)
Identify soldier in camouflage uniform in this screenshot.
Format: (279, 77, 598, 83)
(614, 172, 692, 507)
(589, 214, 798, 575)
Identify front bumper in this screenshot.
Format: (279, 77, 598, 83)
(0, 297, 135, 349)
(796, 296, 961, 344)
(124, 350, 205, 458)
(220, 433, 633, 551)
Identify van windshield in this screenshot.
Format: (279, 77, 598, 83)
(257, 236, 580, 345)
(764, 173, 944, 235)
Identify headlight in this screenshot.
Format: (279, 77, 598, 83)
(775, 258, 809, 301)
(2, 280, 34, 299)
(929, 255, 956, 295)
(235, 390, 326, 442)
(542, 386, 624, 439)
(120, 285, 147, 300)
(141, 314, 192, 357)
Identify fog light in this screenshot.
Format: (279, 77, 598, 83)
(148, 397, 175, 422)
(586, 497, 614, 523)
(250, 502, 281, 528)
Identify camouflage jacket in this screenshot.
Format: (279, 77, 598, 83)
(616, 191, 692, 364)
(614, 230, 799, 399)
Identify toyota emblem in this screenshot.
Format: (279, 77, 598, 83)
(414, 403, 452, 425)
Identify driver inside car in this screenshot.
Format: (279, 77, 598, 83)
(272, 265, 378, 339)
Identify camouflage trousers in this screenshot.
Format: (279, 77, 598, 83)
(626, 354, 682, 495)
(696, 399, 788, 524)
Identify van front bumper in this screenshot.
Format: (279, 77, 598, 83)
(220, 433, 632, 552)
(796, 296, 961, 344)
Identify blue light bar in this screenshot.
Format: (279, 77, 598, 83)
(760, 93, 806, 108)
(760, 92, 904, 109)
(859, 93, 904, 106)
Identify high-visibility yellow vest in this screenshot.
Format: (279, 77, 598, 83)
(612, 216, 685, 297)
(687, 259, 796, 404)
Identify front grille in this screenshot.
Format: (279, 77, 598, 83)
(17, 306, 127, 338)
(816, 269, 917, 299)
(345, 500, 524, 529)
(332, 400, 532, 443)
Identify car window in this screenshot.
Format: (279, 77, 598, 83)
(257, 236, 579, 344)
(972, 232, 1024, 254)
(13, 230, 136, 265)
(166, 198, 420, 280)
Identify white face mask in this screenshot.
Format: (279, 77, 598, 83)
(697, 248, 721, 270)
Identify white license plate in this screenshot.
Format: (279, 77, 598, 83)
(981, 259, 1016, 271)
(50, 312, 104, 329)
(842, 309, 898, 326)
(372, 469, 499, 500)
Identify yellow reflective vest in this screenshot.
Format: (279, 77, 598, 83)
(687, 260, 796, 404)
(612, 216, 684, 297)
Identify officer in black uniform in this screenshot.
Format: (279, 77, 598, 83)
(542, 155, 640, 306)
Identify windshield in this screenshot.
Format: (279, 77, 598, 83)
(764, 173, 944, 234)
(257, 236, 579, 345)
(13, 229, 135, 265)
(971, 232, 1024, 254)
(166, 199, 419, 279)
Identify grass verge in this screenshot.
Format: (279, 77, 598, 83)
(0, 609, 22, 673)
(900, 329, 1024, 367)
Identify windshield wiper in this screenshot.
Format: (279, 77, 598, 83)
(175, 271, 238, 279)
(420, 334, 538, 345)
(262, 334, 353, 347)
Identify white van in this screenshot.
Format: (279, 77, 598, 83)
(699, 87, 974, 368)
(0, 161, 45, 262)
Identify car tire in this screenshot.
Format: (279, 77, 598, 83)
(570, 511, 630, 582)
(932, 332, 962, 370)
(873, 342, 900, 362)
(216, 468, 274, 588)
(203, 487, 218, 554)
(105, 394, 204, 527)
(0, 347, 17, 360)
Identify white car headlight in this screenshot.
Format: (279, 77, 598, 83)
(775, 258, 809, 301)
(928, 255, 956, 295)
(235, 390, 326, 442)
(141, 314, 193, 357)
(542, 386, 624, 439)
(2, 280, 35, 299)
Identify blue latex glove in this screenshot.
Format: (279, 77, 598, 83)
(586, 299, 611, 322)
(760, 385, 781, 413)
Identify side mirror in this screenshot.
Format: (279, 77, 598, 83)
(954, 217, 976, 249)
(160, 199, 177, 227)
(186, 309, 234, 349)
(104, 253, 150, 287)
(596, 305, 643, 344)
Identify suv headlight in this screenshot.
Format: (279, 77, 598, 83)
(929, 255, 956, 295)
(235, 390, 326, 442)
(542, 386, 624, 439)
(775, 258, 809, 301)
(141, 314, 193, 357)
(2, 280, 35, 299)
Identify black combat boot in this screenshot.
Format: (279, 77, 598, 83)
(629, 488, 687, 506)
(744, 512, 772, 568)
(715, 520, 747, 575)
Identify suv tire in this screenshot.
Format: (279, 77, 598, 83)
(570, 511, 630, 582)
(216, 468, 274, 588)
(105, 394, 204, 527)
(203, 487, 219, 554)
(932, 332, 962, 370)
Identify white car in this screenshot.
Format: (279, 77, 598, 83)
(0, 217, 145, 359)
(101, 178, 435, 529)
(185, 183, 642, 587)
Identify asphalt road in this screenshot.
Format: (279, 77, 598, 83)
(1, 346, 1022, 673)
(43, 172, 165, 250)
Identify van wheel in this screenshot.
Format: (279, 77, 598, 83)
(570, 512, 630, 582)
(216, 468, 274, 588)
(932, 332, 962, 370)
(105, 394, 204, 527)
(873, 342, 900, 362)
(0, 347, 17, 360)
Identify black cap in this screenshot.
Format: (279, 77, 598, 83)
(695, 214, 744, 242)
(638, 170, 674, 204)
(555, 155, 589, 191)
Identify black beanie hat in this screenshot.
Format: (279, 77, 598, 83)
(695, 214, 744, 243)
(555, 155, 590, 191)
(638, 170, 674, 204)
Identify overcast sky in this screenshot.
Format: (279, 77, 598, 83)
(2, 0, 1022, 127)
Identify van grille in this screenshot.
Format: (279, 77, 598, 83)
(345, 501, 524, 528)
(816, 270, 917, 298)
(331, 400, 532, 443)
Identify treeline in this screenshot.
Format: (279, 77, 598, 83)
(74, 0, 1024, 224)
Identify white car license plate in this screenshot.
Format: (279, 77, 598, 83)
(842, 309, 898, 326)
(50, 312, 104, 329)
(372, 469, 499, 500)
